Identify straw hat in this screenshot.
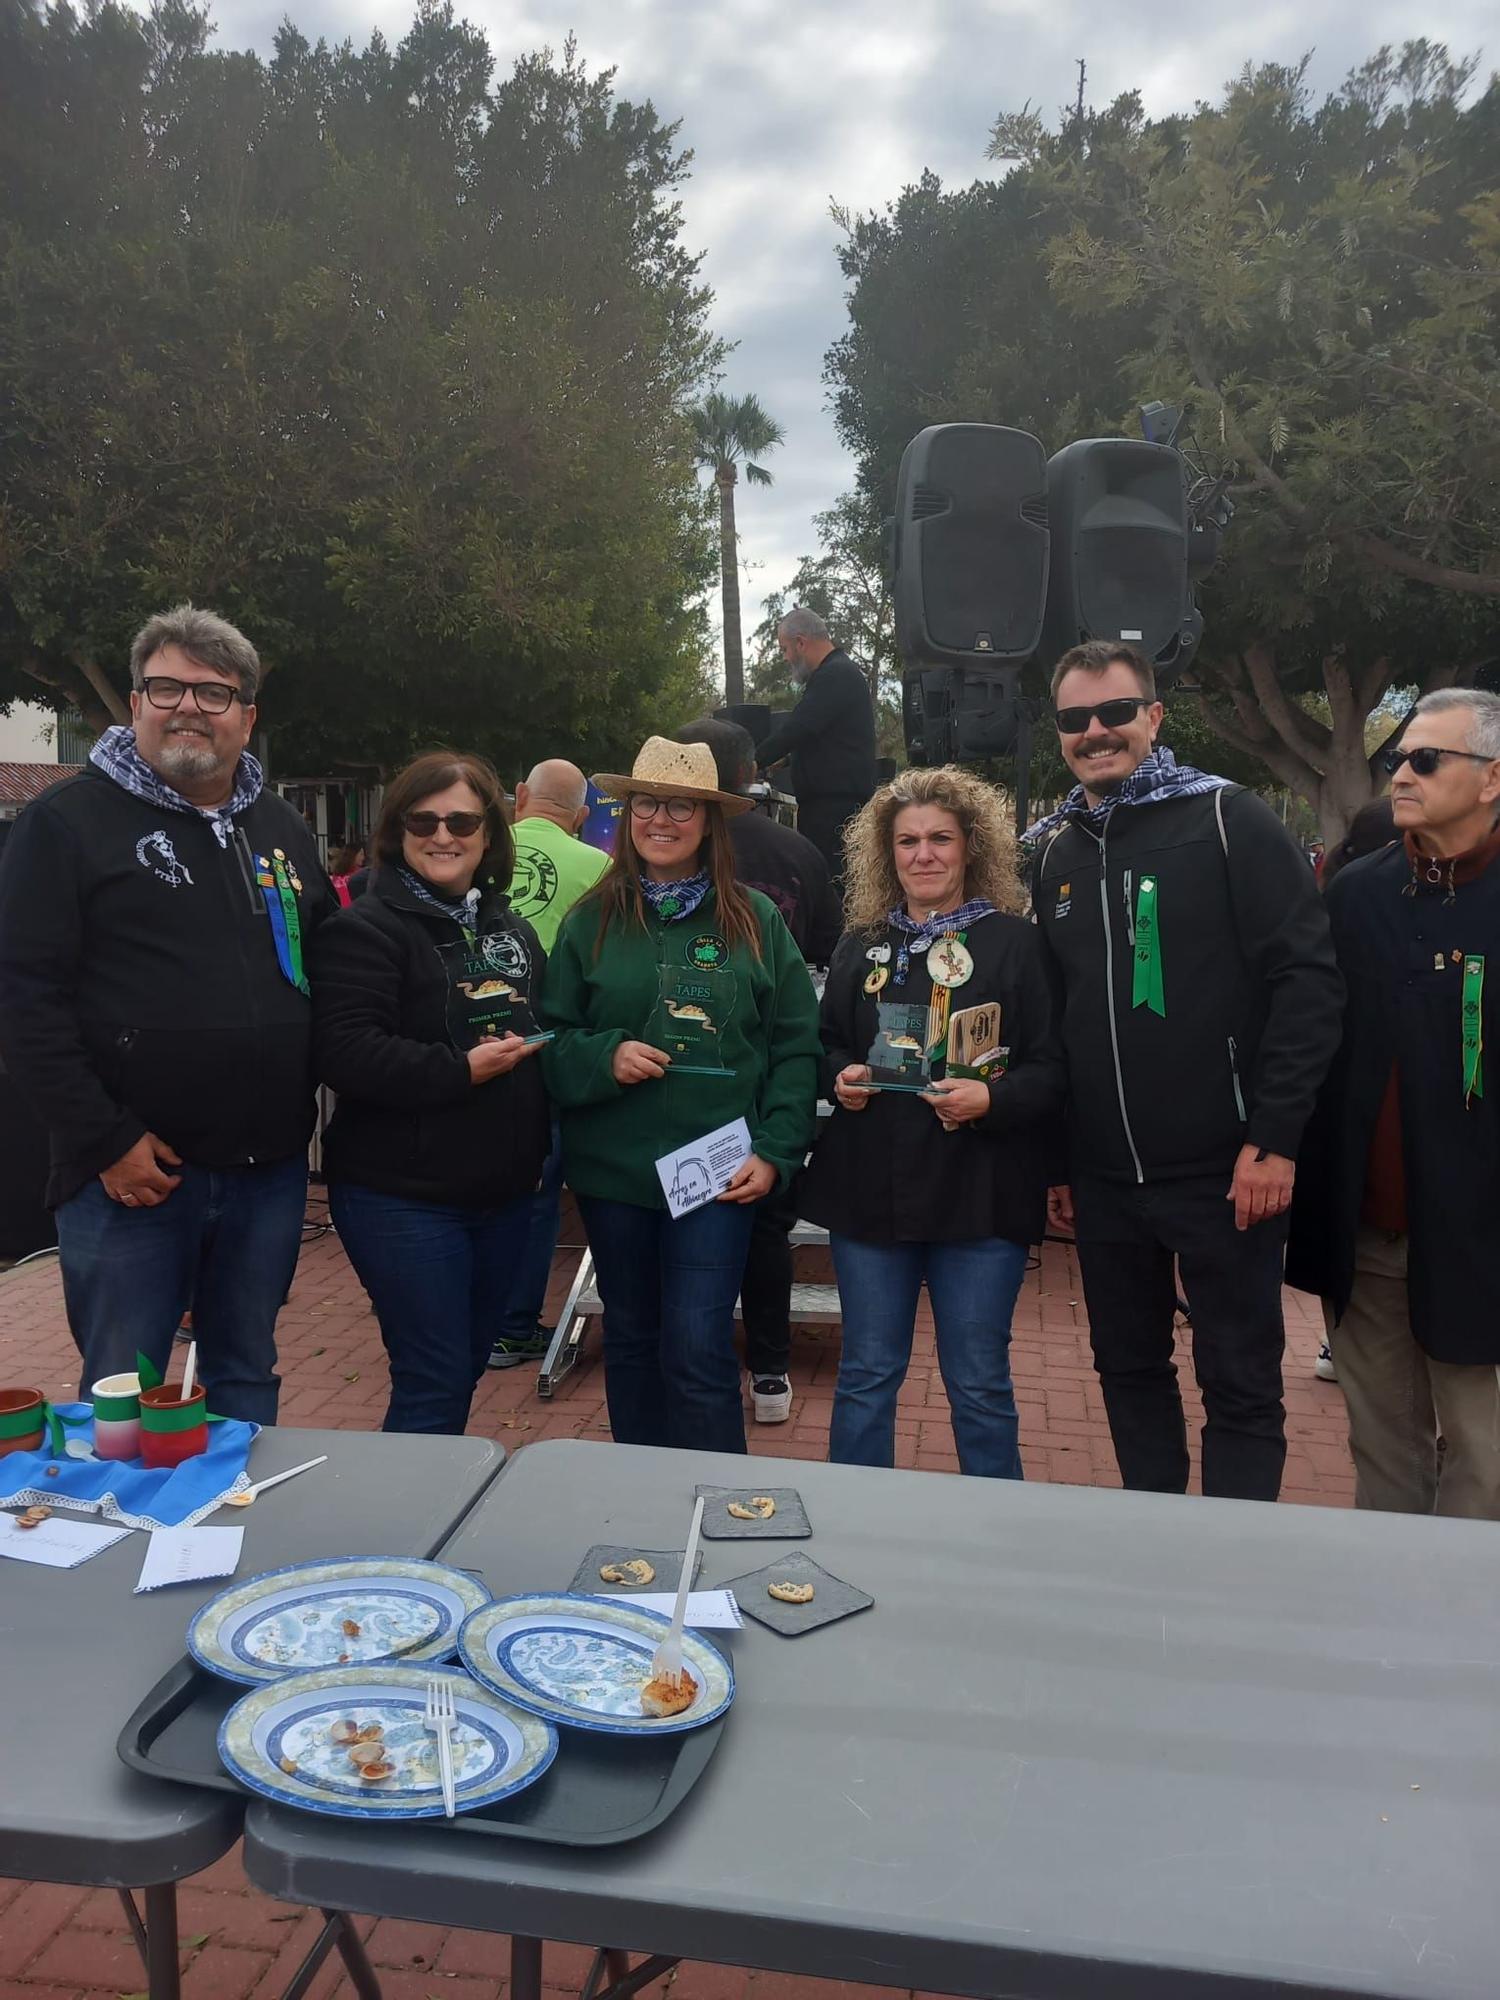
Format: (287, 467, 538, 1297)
(593, 736, 754, 816)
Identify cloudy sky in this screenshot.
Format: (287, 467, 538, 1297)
(208, 0, 1491, 643)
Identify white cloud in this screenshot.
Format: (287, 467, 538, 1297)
(201, 0, 1497, 646)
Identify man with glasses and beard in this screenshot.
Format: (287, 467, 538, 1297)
(0, 605, 334, 1422)
(1288, 690, 1500, 1518)
(1029, 641, 1342, 1503)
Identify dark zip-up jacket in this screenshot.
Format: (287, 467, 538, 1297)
(1033, 787, 1343, 1185)
(312, 869, 551, 1209)
(1286, 843, 1500, 1363)
(0, 766, 334, 1206)
(797, 912, 1065, 1245)
(756, 649, 877, 804)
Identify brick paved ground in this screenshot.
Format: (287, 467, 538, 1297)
(0, 1198, 1352, 2000)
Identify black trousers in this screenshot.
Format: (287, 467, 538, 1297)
(739, 1183, 799, 1377)
(1073, 1174, 1288, 1502)
(796, 794, 865, 896)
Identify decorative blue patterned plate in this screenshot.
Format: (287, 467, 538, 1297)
(458, 1593, 735, 1736)
(218, 1663, 557, 1820)
(189, 1556, 491, 1686)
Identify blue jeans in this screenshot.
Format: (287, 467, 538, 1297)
(331, 1183, 531, 1434)
(829, 1235, 1028, 1478)
(500, 1122, 564, 1340)
(576, 1195, 753, 1454)
(56, 1156, 308, 1426)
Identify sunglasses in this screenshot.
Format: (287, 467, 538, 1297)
(1054, 697, 1151, 735)
(628, 794, 699, 824)
(401, 810, 486, 838)
(1381, 746, 1497, 778)
(141, 675, 245, 715)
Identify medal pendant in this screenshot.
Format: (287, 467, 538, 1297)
(928, 936, 974, 989)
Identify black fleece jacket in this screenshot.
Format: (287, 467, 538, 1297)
(0, 766, 333, 1206)
(1033, 787, 1343, 1185)
(796, 911, 1065, 1245)
(312, 868, 551, 1208)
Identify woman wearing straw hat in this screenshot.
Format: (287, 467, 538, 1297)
(542, 737, 821, 1452)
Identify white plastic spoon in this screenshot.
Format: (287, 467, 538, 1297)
(179, 1340, 198, 1402)
(222, 1454, 328, 1508)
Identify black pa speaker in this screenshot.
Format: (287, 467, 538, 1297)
(715, 703, 772, 748)
(893, 425, 1049, 670)
(902, 668, 1022, 767)
(1042, 439, 1200, 676)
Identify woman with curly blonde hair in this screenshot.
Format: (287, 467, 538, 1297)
(798, 764, 1065, 1477)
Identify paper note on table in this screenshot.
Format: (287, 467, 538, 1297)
(135, 1525, 244, 1593)
(600, 1589, 744, 1630)
(654, 1117, 752, 1220)
(0, 1513, 133, 1569)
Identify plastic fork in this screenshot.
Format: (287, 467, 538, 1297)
(650, 1495, 705, 1692)
(424, 1676, 457, 1818)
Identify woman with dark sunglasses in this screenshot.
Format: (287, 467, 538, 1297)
(311, 752, 551, 1433)
(541, 737, 820, 1453)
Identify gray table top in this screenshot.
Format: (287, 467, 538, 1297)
(0, 1425, 504, 1888)
(242, 1438, 1500, 2000)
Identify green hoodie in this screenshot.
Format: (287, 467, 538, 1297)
(540, 887, 821, 1209)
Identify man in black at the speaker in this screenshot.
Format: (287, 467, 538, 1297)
(1028, 640, 1342, 1505)
(756, 608, 876, 889)
(674, 715, 838, 1428)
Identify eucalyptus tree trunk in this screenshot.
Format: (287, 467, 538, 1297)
(716, 466, 744, 706)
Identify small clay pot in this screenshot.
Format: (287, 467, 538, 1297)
(139, 1384, 209, 1469)
(0, 1387, 45, 1459)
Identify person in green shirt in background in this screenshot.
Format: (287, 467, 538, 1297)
(487, 759, 610, 1369)
(542, 737, 820, 1453)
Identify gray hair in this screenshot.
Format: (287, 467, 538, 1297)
(777, 607, 829, 645)
(1409, 688, 1500, 761)
(129, 604, 261, 704)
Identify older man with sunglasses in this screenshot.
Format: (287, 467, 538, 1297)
(1029, 640, 1343, 1503)
(1288, 689, 1500, 1517)
(0, 605, 335, 1420)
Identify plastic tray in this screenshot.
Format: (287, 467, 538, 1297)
(118, 1651, 727, 1846)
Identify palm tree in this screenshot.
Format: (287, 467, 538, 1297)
(690, 392, 785, 706)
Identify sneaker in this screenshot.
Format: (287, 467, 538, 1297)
(751, 1374, 793, 1424)
(487, 1327, 551, 1370)
(1314, 1341, 1338, 1382)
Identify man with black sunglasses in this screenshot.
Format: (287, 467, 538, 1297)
(1028, 640, 1342, 1503)
(0, 604, 334, 1421)
(1288, 689, 1500, 1518)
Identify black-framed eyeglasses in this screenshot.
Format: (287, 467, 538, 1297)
(1054, 697, 1151, 735)
(141, 675, 245, 715)
(1381, 745, 1497, 778)
(628, 794, 699, 824)
(401, 810, 486, 838)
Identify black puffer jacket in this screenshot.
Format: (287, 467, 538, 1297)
(313, 869, 550, 1208)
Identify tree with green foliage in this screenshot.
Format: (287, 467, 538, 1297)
(0, 0, 721, 774)
(827, 44, 1500, 840)
(689, 391, 784, 707)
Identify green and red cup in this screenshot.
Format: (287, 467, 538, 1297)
(0, 1388, 46, 1459)
(138, 1384, 208, 1469)
(91, 1372, 143, 1461)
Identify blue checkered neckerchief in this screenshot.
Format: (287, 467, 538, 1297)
(397, 866, 482, 937)
(90, 725, 263, 849)
(639, 870, 710, 923)
(1023, 746, 1230, 847)
(887, 899, 997, 985)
